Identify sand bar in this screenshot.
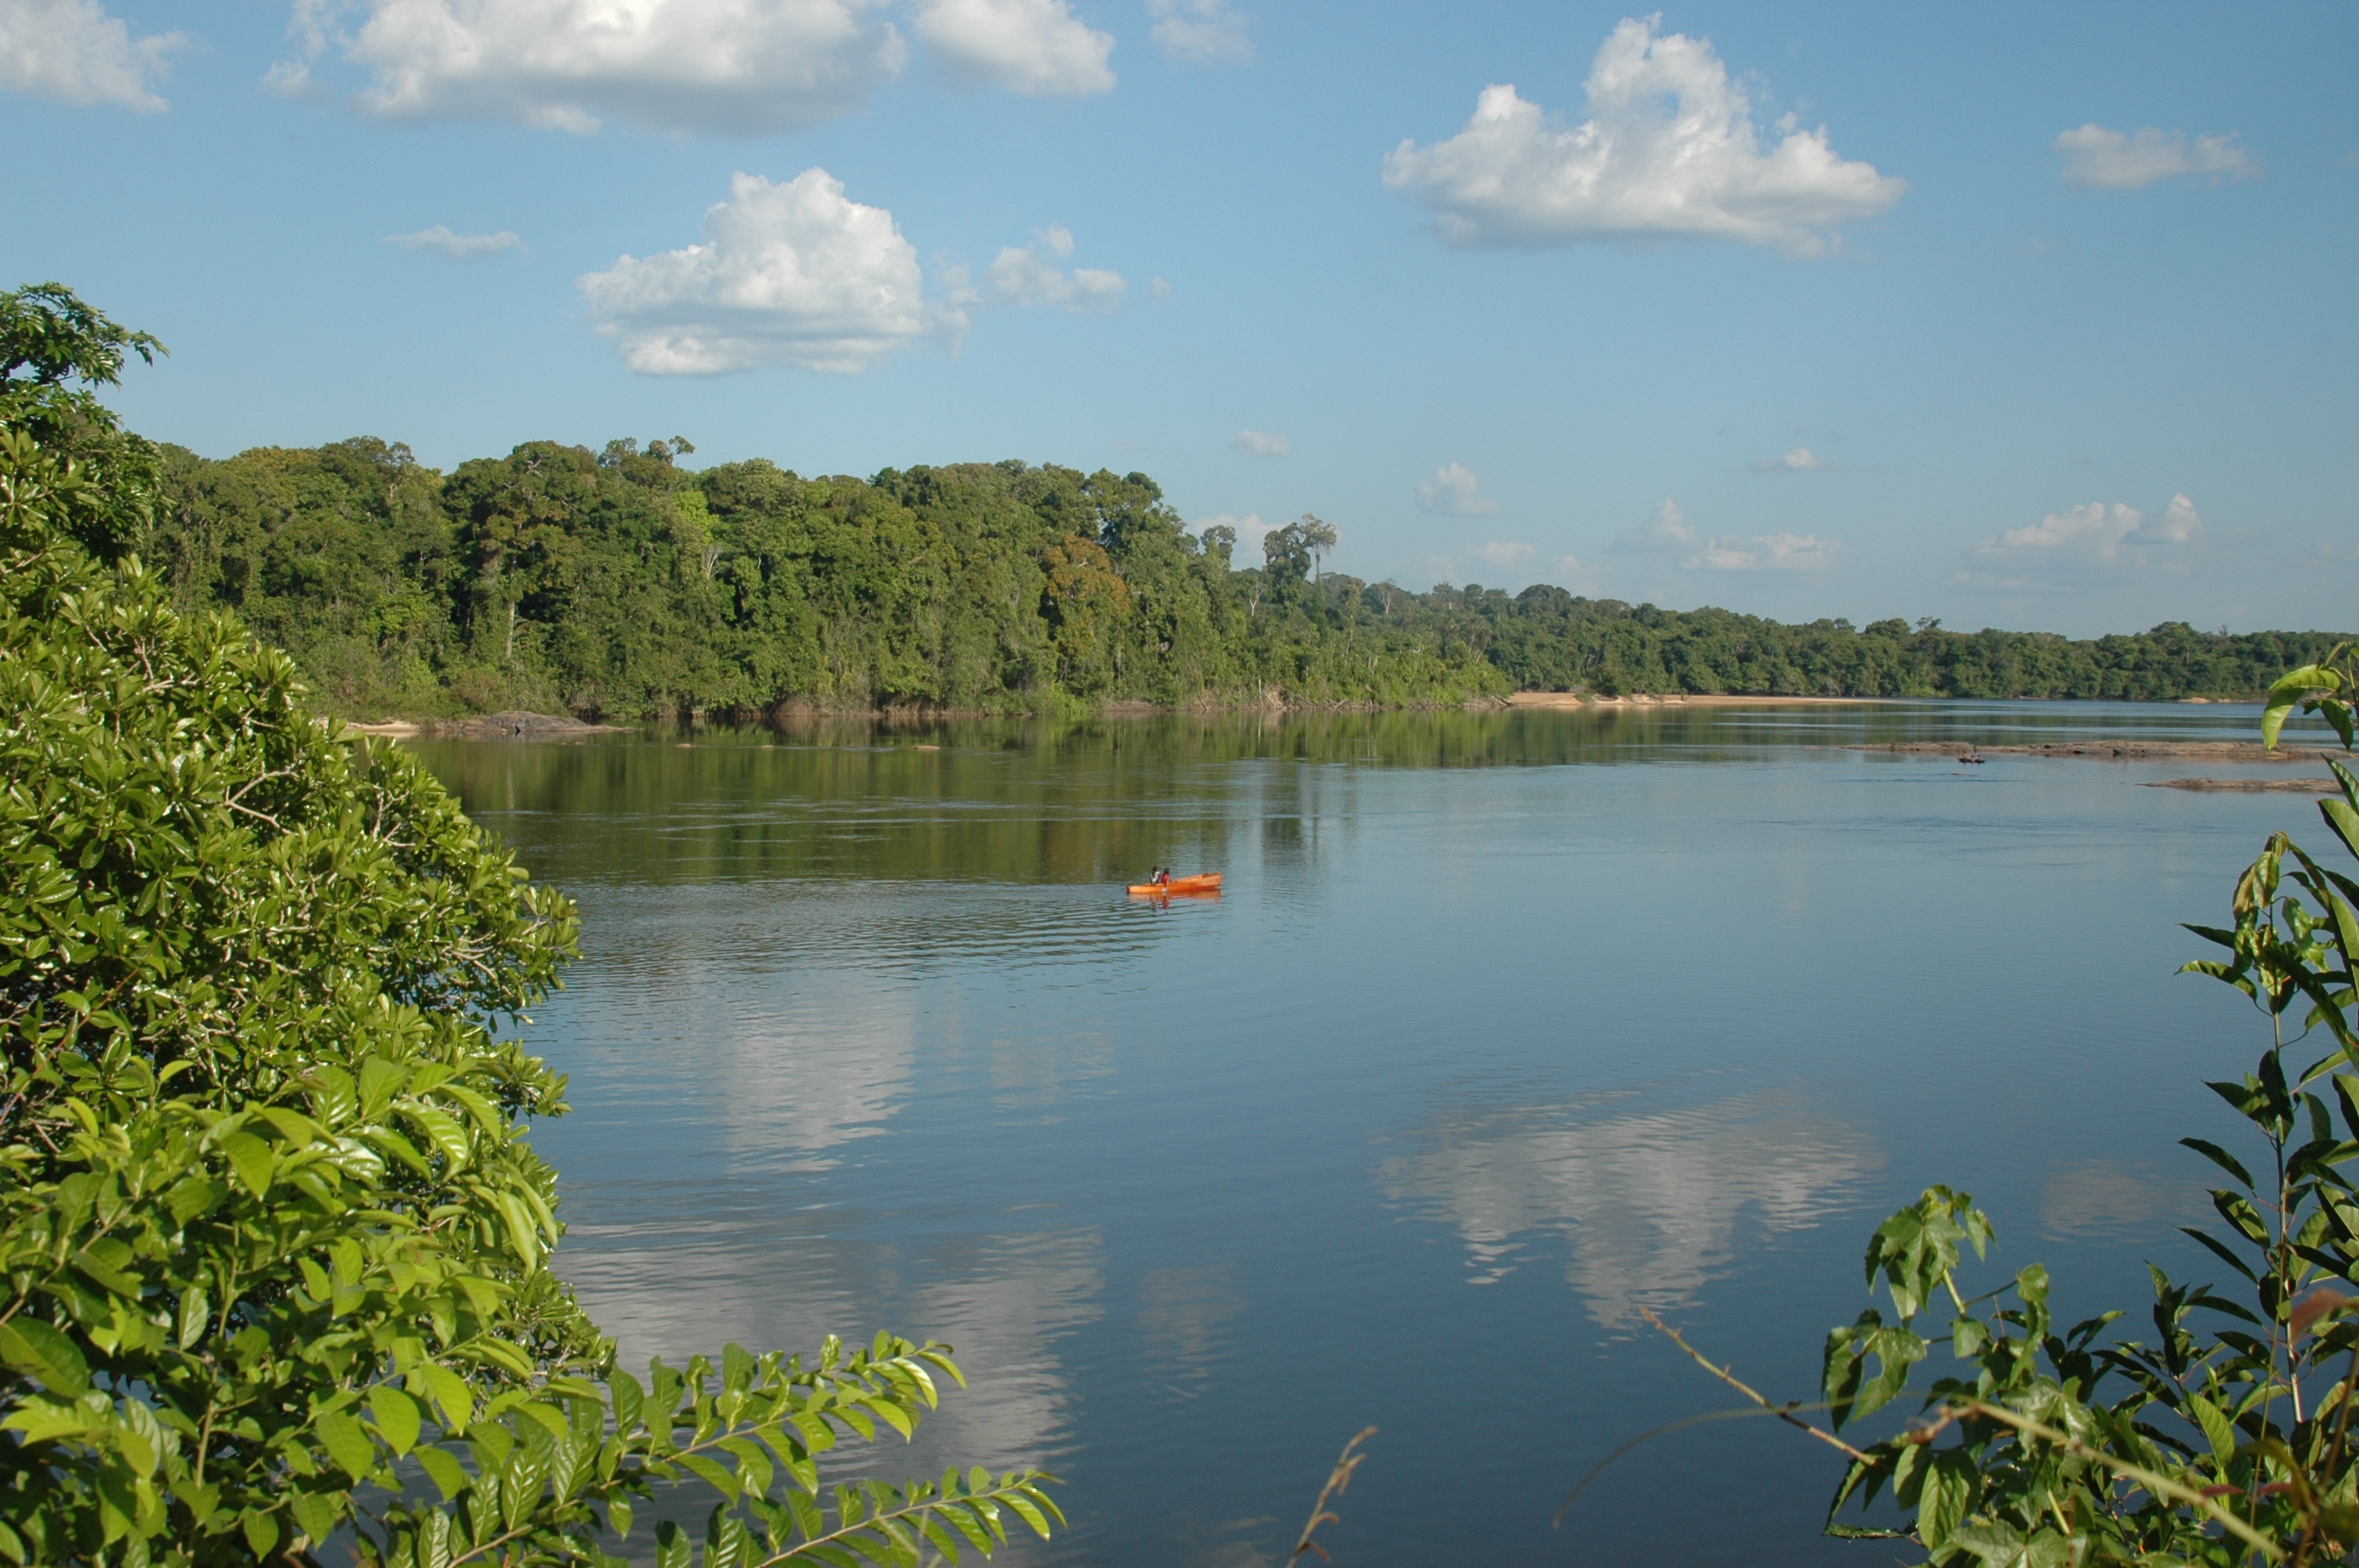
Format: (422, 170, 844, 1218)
(343, 710, 623, 740)
(1509, 691, 1904, 710)
(2143, 777, 2344, 794)
(1851, 741, 2333, 762)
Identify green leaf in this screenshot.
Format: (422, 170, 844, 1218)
(2186, 1390, 2236, 1465)
(369, 1385, 423, 1456)
(218, 1130, 274, 1198)
(0, 1318, 89, 1396)
(413, 1363, 475, 1432)
(240, 1510, 280, 1558)
(287, 1489, 343, 1547)
(70, 1237, 141, 1296)
(2264, 665, 2338, 750)
(2179, 1137, 2255, 1188)
(414, 1443, 473, 1503)
(316, 1406, 379, 1481)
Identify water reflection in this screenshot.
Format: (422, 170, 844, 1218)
(1136, 1262, 1246, 1403)
(898, 1231, 1104, 1470)
(2040, 1160, 2205, 1241)
(1382, 1088, 1881, 1323)
(398, 701, 2303, 1567)
(557, 1227, 1102, 1476)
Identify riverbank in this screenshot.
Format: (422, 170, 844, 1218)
(1506, 691, 1910, 710)
(344, 710, 624, 739)
(1851, 740, 2328, 762)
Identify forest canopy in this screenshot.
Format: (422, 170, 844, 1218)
(135, 433, 2351, 719)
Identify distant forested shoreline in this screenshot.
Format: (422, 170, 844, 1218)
(141, 434, 2350, 719)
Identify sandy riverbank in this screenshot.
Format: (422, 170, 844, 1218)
(342, 710, 623, 739)
(2143, 777, 2344, 793)
(1506, 691, 1909, 710)
(1852, 741, 2331, 762)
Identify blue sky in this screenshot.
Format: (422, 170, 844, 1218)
(3, 0, 2353, 634)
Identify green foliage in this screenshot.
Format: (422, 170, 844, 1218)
(2262, 648, 2356, 753)
(2, 369, 1057, 1556)
(0, 282, 166, 563)
(1670, 661, 2359, 1564)
(143, 433, 2351, 718)
(1480, 592, 2351, 702)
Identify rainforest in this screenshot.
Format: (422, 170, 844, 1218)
(140, 433, 2350, 719)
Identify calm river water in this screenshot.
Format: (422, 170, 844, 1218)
(412, 702, 2347, 1566)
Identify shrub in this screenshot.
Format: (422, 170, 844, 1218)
(1, 313, 1059, 1563)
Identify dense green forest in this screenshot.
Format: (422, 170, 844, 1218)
(139, 433, 2350, 718)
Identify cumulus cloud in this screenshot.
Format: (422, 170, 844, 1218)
(579, 169, 930, 375)
(2053, 124, 2259, 191)
(1416, 462, 1498, 516)
(1192, 511, 1273, 557)
(0, 0, 187, 112)
(1692, 531, 1833, 572)
(386, 225, 527, 259)
(1612, 497, 1695, 552)
(1610, 499, 1827, 570)
(1750, 445, 1831, 473)
(1228, 429, 1289, 457)
(274, 0, 908, 135)
(983, 224, 1125, 310)
(1382, 16, 1905, 256)
(1972, 494, 2204, 573)
(1146, 0, 1249, 65)
(914, 0, 1112, 96)
(1473, 540, 1536, 568)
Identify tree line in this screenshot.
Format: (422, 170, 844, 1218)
(133, 432, 2349, 718)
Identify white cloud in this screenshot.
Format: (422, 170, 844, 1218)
(983, 225, 1125, 311)
(0, 0, 187, 112)
(1972, 493, 2205, 572)
(1145, 0, 1249, 65)
(1228, 428, 1289, 457)
(1612, 497, 1695, 552)
(1543, 553, 1613, 593)
(1416, 461, 1498, 516)
(277, 0, 908, 136)
(1192, 511, 1272, 556)
(579, 169, 930, 376)
(1691, 530, 1833, 572)
(386, 224, 527, 259)
(1473, 540, 1535, 568)
(1750, 445, 1831, 473)
(914, 0, 1112, 96)
(2053, 124, 2259, 191)
(1382, 16, 1905, 256)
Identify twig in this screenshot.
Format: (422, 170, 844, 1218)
(1554, 1403, 1862, 1526)
(1286, 1428, 1376, 1564)
(1638, 1306, 1869, 1463)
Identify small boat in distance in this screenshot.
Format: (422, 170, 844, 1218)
(1126, 873, 1222, 897)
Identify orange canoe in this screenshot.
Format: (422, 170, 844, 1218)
(1126, 873, 1222, 897)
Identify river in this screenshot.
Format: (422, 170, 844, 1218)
(411, 700, 2346, 1566)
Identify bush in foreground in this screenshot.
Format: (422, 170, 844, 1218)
(1624, 658, 2359, 1565)
(0, 315, 1058, 1565)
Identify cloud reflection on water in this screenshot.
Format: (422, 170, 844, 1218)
(1382, 1087, 1881, 1323)
(557, 1227, 1103, 1480)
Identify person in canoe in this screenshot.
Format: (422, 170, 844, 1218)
(1126, 869, 1222, 895)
